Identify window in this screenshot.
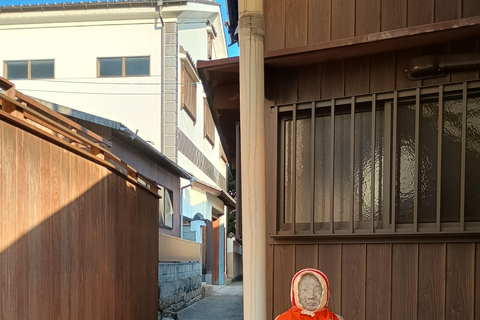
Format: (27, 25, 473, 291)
(159, 186, 174, 229)
(204, 98, 215, 146)
(220, 143, 228, 164)
(97, 56, 149, 77)
(181, 61, 197, 122)
(4, 59, 54, 79)
(277, 82, 480, 235)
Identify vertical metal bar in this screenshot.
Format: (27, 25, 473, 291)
(371, 94, 376, 233)
(384, 101, 392, 230)
(436, 86, 443, 232)
(391, 92, 398, 232)
(330, 99, 335, 234)
(292, 104, 297, 235)
(310, 102, 316, 235)
(460, 83, 467, 231)
(274, 106, 279, 235)
(414, 88, 420, 233)
(350, 97, 355, 233)
(279, 116, 286, 232)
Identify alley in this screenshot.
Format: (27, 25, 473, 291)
(175, 281, 243, 320)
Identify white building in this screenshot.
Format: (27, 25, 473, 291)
(0, 0, 231, 285)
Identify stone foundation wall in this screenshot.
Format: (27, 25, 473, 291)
(158, 262, 202, 318)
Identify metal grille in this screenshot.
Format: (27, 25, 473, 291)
(276, 81, 480, 235)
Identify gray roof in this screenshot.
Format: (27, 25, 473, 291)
(34, 97, 193, 180)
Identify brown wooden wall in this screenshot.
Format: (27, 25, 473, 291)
(267, 37, 480, 105)
(264, 0, 480, 52)
(264, 37, 480, 319)
(0, 119, 159, 319)
(269, 242, 480, 320)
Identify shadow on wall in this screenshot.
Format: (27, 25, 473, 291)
(0, 123, 159, 319)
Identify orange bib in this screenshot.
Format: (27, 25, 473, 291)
(276, 307, 339, 320)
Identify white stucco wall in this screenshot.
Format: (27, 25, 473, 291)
(174, 2, 228, 192)
(0, 11, 163, 149)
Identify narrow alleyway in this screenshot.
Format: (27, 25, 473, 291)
(175, 281, 243, 320)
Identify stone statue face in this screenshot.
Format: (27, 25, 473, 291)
(298, 274, 323, 311)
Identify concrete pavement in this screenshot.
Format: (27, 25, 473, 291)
(175, 281, 243, 320)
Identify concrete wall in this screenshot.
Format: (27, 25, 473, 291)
(226, 237, 243, 282)
(158, 262, 202, 318)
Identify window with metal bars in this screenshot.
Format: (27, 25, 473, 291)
(276, 81, 480, 235)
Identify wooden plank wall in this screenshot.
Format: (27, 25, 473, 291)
(269, 242, 480, 320)
(0, 120, 159, 320)
(268, 38, 480, 105)
(264, 37, 480, 320)
(264, 0, 480, 52)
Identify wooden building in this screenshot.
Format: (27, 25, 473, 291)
(0, 78, 159, 319)
(199, 1, 480, 319)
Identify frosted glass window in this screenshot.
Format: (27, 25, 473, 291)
(125, 57, 149, 76)
(31, 60, 54, 79)
(5, 61, 28, 79)
(98, 57, 122, 77)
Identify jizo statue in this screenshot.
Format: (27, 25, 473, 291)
(275, 269, 344, 320)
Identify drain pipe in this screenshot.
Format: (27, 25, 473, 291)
(406, 52, 480, 80)
(238, 0, 267, 318)
(180, 176, 195, 239)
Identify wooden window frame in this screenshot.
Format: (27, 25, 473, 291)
(204, 98, 215, 147)
(275, 81, 480, 237)
(220, 143, 228, 164)
(97, 56, 150, 78)
(181, 58, 199, 123)
(4, 59, 55, 80)
(158, 185, 174, 230)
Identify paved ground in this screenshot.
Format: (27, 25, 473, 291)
(176, 281, 243, 320)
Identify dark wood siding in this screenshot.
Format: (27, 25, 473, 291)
(268, 242, 480, 319)
(264, 0, 480, 52)
(264, 37, 480, 320)
(0, 119, 159, 320)
(268, 38, 480, 104)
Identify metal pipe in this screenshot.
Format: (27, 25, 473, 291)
(406, 53, 480, 80)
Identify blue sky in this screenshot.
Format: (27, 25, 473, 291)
(0, 0, 239, 57)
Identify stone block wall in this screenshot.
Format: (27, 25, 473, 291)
(158, 262, 202, 318)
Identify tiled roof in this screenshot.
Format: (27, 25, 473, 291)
(0, 0, 218, 11)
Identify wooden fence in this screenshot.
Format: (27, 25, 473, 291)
(158, 234, 201, 262)
(0, 79, 160, 319)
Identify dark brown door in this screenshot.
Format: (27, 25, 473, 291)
(201, 225, 207, 275)
(212, 218, 219, 285)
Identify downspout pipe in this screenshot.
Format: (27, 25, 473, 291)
(406, 53, 480, 80)
(180, 176, 195, 239)
(238, 0, 266, 319)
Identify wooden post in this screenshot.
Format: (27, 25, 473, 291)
(238, 0, 267, 319)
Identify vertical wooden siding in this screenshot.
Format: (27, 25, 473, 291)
(264, 0, 480, 52)
(0, 120, 159, 320)
(269, 242, 480, 320)
(270, 38, 480, 105)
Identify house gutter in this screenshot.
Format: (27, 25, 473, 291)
(238, 0, 266, 319)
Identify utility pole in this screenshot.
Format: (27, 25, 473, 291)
(238, 0, 266, 319)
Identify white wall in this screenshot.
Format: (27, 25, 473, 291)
(175, 3, 228, 192)
(0, 15, 163, 149)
